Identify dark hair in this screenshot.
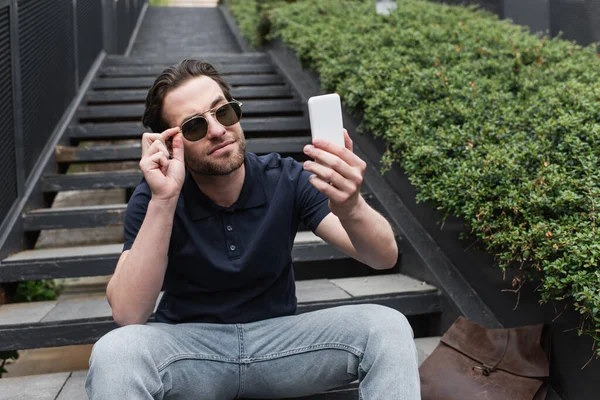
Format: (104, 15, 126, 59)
(142, 59, 232, 133)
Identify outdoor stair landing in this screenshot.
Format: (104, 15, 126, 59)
(0, 272, 439, 351)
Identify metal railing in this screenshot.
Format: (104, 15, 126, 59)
(0, 0, 147, 259)
(434, 0, 600, 47)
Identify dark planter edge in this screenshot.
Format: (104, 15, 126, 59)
(218, 3, 255, 53)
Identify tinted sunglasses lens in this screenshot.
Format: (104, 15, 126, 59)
(181, 117, 207, 141)
(215, 102, 242, 127)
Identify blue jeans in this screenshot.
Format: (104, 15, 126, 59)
(86, 304, 420, 399)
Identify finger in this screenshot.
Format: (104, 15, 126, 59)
(343, 129, 353, 152)
(303, 144, 358, 181)
(158, 128, 180, 158)
(157, 153, 169, 175)
(141, 132, 162, 155)
(150, 152, 169, 175)
(142, 127, 179, 155)
(160, 127, 181, 141)
(171, 132, 185, 162)
(303, 160, 353, 192)
(310, 135, 362, 168)
(147, 139, 170, 159)
(308, 175, 346, 203)
(140, 151, 168, 173)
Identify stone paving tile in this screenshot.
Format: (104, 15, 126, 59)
(129, 7, 241, 58)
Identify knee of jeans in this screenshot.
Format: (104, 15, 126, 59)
(355, 304, 414, 340)
(90, 324, 155, 366)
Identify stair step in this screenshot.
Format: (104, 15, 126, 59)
(23, 190, 373, 232)
(0, 337, 441, 399)
(23, 204, 127, 231)
(93, 75, 284, 90)
(47, 162, 375, 191)
(99, 62, 277, 77)
(41, 170, 143, 192)
(55, 137, 310, 163)
(85, 86, 294, 105)
(68, 117, 310, 140)
(22, 189, 374, 233)
(105, 53, 270, 66)
(0, 231, 387, 282)
(77, 99, 303, 121)
(0, 274, 438, 350)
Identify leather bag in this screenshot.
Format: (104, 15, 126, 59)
(419, 316, 550, 400)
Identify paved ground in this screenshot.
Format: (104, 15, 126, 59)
(129, 6, 241, 58)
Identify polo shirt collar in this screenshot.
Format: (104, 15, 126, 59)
(182, 153, 267, 220)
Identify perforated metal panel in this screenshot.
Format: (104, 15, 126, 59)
(130, 0, 138, 29)
(18, 0, 76, 176)
(116, 0, 131, 53)
(0, 4, 17, 223)
(504, 0, 550, 33)
(430, 0, 504, 16)
(550, 0, 600, 46)
(432, 0, 600, 48)
(111, 0, 145, 54)
(76, 0, 103, 84)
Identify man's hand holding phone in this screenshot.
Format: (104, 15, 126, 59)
(139, 127, 186, 202)
(303, 129, 367, 219)
(304, 93, 367, 219)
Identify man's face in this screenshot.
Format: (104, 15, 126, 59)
(162, 75, 245, 176)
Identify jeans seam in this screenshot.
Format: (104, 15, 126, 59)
(156, 353, 238, 372)
(357, 364, 367, 400)
(237, 324, 246, 398)
(149, 383, 163, 399)
(246, 343, 364, 362)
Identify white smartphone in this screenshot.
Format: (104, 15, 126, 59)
(307, 93, 345, 148)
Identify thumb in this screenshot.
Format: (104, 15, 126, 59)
(171, 132, 185, 162)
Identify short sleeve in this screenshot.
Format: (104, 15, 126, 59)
(123, 179, 152, 251)
(294, 162, 331, 232)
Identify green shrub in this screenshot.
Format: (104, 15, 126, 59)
(0, 350, 18, 378)
(227, 0, 293, 48)
(229, 0, 600, 353)
(13, 280, 60, 303)
(149, 0, 171, 6)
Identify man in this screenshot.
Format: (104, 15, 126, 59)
(86, 59, 420, 399)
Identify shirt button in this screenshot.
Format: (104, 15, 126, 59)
(229, 244, 236, 251)
(226, 225, 233, 232)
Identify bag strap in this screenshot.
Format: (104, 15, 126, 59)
(472, 329, 509, 376)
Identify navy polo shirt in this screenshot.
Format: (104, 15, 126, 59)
(123, 152, 331, 324)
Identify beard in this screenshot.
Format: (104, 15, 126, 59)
(185, 137, 246, 176)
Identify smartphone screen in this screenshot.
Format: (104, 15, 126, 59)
(307, 93, 345, 148)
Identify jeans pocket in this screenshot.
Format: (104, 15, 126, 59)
(347, 352, 361, 378)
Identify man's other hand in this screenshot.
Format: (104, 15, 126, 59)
(140, 127, 186, 202)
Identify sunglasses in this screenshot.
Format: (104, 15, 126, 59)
(180, 100, 243, 142)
